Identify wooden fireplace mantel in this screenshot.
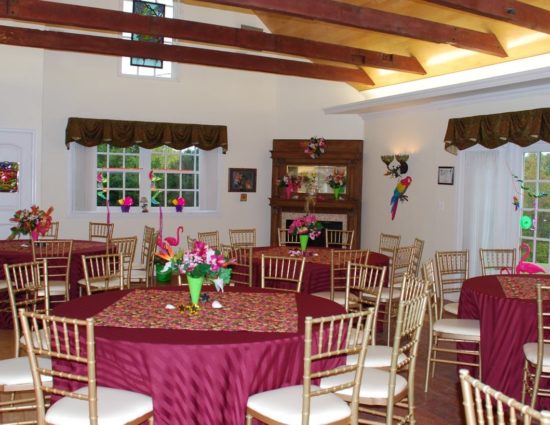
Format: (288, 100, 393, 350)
(269, 139, 363, 248)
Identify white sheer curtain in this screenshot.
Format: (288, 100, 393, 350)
(456, 144, 523, 276)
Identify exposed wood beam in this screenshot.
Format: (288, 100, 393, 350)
(425, 0, 550, 35)
(0, 25, 374, 85)
(198, 0, 507, 57)
(0, 0, 425, 74)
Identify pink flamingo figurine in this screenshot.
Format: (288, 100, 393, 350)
(164, 225, 184, 247)
(516, 243, 546, 274)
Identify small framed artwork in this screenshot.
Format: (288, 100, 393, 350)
(438, 166, 454, 185)
(228, 168, 257, 192)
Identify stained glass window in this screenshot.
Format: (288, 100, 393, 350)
(131, 0, 165, 68)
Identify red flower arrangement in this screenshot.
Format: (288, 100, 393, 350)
(8, 205, 54, 240)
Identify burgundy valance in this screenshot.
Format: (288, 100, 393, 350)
(65, 117, 228, 152)
(444, 108, 550, 154)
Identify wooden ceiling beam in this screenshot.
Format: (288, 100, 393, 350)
(199, 0, 507, 57)
(0, 25, 374, 85)
(0, 0, 425, 74)
(425, 0, 550, 35)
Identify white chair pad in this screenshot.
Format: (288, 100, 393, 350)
(88, 277, 121, 290)
(131, 263, 146, 271)
(38, 281, 66, 296)
(20, 328, 50, 350)
(443, 302, 459, 315)
(433, 319, 480, 337)
(0, 280, 7, 290)
(443, 292, 461, 303)
(45, 386, 153, 425)
(321, 367, 407, 399)
(0, 356, 52, 389)
(247, 384, 350, 425)
(523, 342, 550, 368)
(347, 345, 407, 368)
(131, 269, 147, 280)
(379, 287, 401, 301)
(311, 291, 347, 305)
(312, 291, 332, 300)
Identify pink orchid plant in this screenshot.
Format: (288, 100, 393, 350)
(288, 214, 323, 240)
(179, 240, 234, 282)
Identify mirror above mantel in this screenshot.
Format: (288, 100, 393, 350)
(286, 165, 347, 194)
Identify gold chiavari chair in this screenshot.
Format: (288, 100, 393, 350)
(325, 229, 354, 250)
(246, 309, 375, 425)
(32, 239, 73, 302)
(19, 310, 154, 425)
(133, 225, 155, 271)
(229, 246, 253, 287)
(109, 236, 137, 289)
(39, 221, 59, 240)
(88, 222, 114, 242)
(187, 235, 196, 250)
(461, 369, 550, 425)
(277, 228, 300, 246)
(312, 249, 370, 303)
(78, 253, 124, 296)
(436, 249, 469, 316)
(261, 254, 306, 293)
(480, 248, 516, 276)
(131, 231, 157, 288)
(229, 228, 256, 248)
(321, 272, 428, 425)
(197, 231, 220, 249)
(379, 233, 401, 261)
(411, 237, 425, 276)
(424, 258, 481, 392)
(522, 283, 550, 409)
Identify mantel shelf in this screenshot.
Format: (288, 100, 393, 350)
(269, 197, 359, 210)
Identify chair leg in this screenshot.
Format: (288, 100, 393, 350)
(246, 413, 253, 425)
(521, 360, 528, 404)
(148, 416, 154, 424)
(424, 331, 434, 392)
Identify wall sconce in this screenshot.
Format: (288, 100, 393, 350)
(381, 154, 409, 178)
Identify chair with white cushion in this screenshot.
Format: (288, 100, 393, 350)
(131, 230, 157, 288)
(109, 236, 137, 289)
(436, 250, 469, 316)
(132, 225, 155, 271)
(461, 369, 550, 425)
(19, 309, 154, 425)
(379, 233, 401, 263)
(78, 253, 124, 296)
(522, 283, 550, 409)
(424, 258, 481, 392)
(479, 248, 516, 276)
(88, 221, 114, 243)
(246, 309, 375, 425)
(321, 270, 428, 425)
(411, 237, 424, 276)
(32, 239, 73, 302)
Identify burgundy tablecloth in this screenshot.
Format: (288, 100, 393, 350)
(53, 286, 346, 425)
(0, 240, 107, 328)
(252, 246, 389, 293)
(459, 274, 550, 407)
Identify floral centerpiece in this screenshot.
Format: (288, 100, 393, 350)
(289, 214, 323, 251)
(8, 205, 54, 241)
(171, 196, 186, 212)
(118, 196, 133, 212)
(326, 169, 347, 200)
(305, 136, 326, 159)
(278, 174, 302, 199)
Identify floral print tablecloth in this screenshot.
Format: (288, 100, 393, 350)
(497, 275, 550, 300)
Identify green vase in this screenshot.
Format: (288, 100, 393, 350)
(299, 234, 309, 252)
(334, 186, 343, 200)
(155, 263, 173, 284)
(187, 275, 205, 305)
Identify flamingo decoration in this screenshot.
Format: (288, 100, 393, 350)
(516, 243, 546, 274)
(164, 225, 184, 247)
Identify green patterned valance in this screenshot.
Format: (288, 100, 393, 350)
(444, 108, 550, 155)
(65, 117, 228, 152)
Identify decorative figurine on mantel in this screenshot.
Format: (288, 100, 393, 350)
(141, 197, 149, 213)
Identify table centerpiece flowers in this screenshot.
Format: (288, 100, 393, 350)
(7, 205, 54, 241)
(118, 196, 134, 212)
(288, 214, 323, 251)
(305, 136, 326, 159)
(326, 169, 347, 200)
(171, 196, 186, 212)
(278, 174, 302, 199)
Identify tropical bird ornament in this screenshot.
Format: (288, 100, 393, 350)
(390, 176, 412, 220)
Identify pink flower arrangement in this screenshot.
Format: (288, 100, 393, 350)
(118, 196, 134, 206)
(179, 240, 233, 281)
(326, 169, 347, 189)
(289, 214, 323, 240)
(278, 174, 302, 188)
(8, 205, 54, 240)
(171, 197, 186, 207)
(305, 136, 326, 159)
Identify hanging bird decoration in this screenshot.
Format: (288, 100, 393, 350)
(390, 176, 412, 220)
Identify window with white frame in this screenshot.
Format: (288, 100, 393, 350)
(121, 0, 174, 78)
(521, 152, 550, 266)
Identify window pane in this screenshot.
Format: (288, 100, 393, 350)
(97, 144, 107, 153)
(125, 155, 139, 168)
(156, 174, 166, 189)
(538, 183, 550, 209)
(181, 155, 195, 170)
(109, 190, 122, 205)
(167, 153, 180, 169)
(127, 145, 140, 154)
(524, 153, 537, 180)
(109, 155, 123, 168)
(110, 172, 123, 188)
(182, 191, 194, 207)
(182, 174, 194, 189)
(97, 154, 107, 168)
(541, 153, 550, 181)
(536, 240, 548, 265)
(126, 173, 139, 188)
(110, 146, 124, 153)
(167, 191, 180, 205)
(522, 183, 536, 210)
(167, 174, 180, 189)
(151, 154, 164, 169)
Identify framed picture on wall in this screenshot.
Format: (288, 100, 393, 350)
(228, 168, 257, 192)
(438, 166, 454, 185)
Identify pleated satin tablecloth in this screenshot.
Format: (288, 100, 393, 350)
(53, 286, 346, 425)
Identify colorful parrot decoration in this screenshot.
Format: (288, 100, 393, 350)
(390, 176, 412, 220)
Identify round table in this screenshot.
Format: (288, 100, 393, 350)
(53, 286, 346, 425)
(459, 274, 550, 407)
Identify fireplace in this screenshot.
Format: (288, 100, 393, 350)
(283, 212, 347, 247)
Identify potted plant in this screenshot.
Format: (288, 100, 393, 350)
(288, 214, 323, 251)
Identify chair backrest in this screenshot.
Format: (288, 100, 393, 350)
(436, 250, 469, 302)
(536, 284, 550, 387)
(479, 248, 516, 276)
(229, 246, 253, 286)
(423, 258, 443, 324)
(325, 229, 354, 249)
(261, 254, 306, 292)
(19, 310, 100, 425)
(390, 245, 415, 286)
(187, 235, 196, 250)
(330, 249, 370, 300)
(277, 228, 299, 246)
(88, 222, 114, 242)
(139, 225, 156, 265)
(379, 233, 401, 257)
(32, 239, 73, 301)
(304, 309, 375, 425)
(197, 231, 220, 249)
(411, 238, 425, 276)
(4, 259, 49, 356)
(109, 236, 137, 288)
(39, 221, 59, 240)
(81, 253, 123, 296)
(229, 228, 256, 248)
(459, 369, 550, 425)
